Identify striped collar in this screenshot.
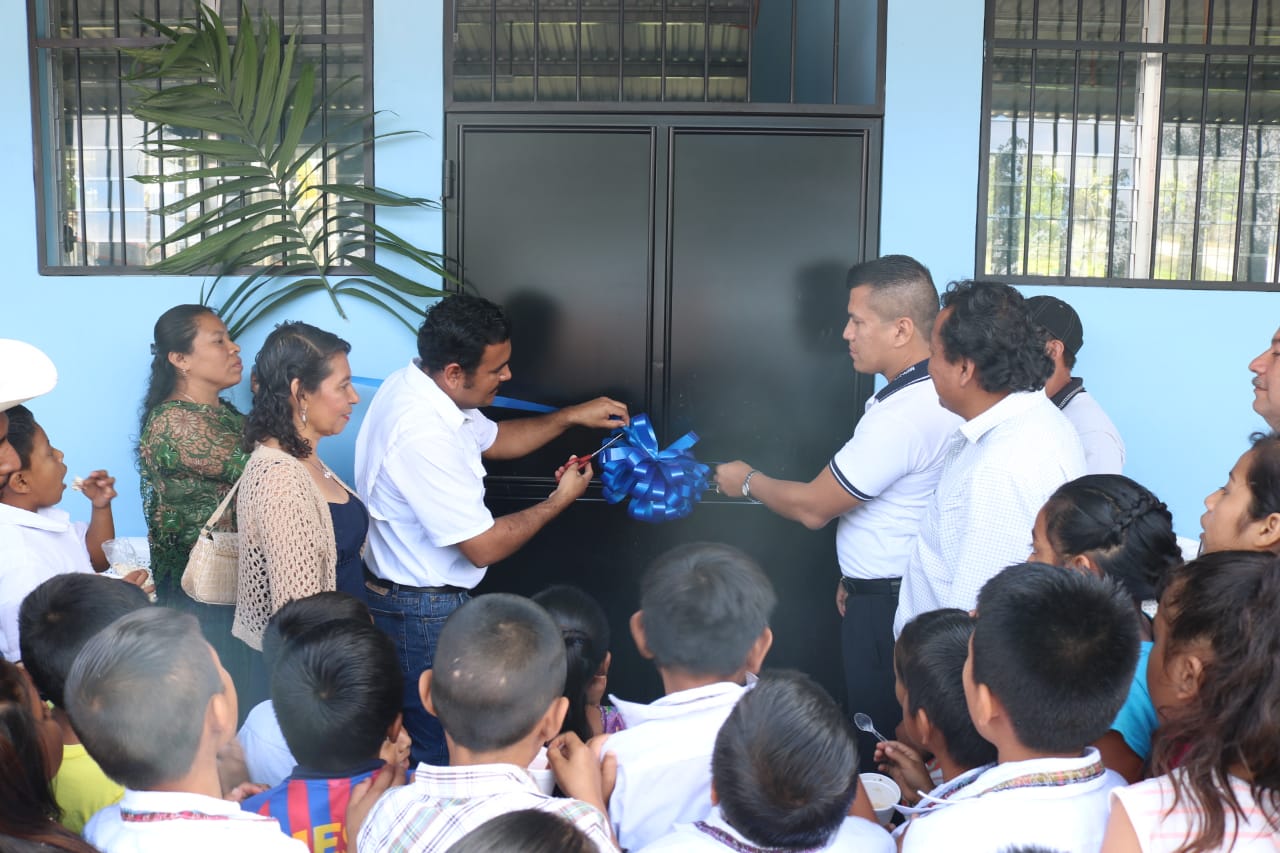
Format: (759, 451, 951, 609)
(874, 359, 931, 403)
(1049, 376, 1085, 410)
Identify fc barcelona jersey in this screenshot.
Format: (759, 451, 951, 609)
(241, 762, 384, 853)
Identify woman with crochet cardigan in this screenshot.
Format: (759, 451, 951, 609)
(233, 322, 366, 661)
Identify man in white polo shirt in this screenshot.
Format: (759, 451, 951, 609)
(1026, 295, 1124, 475)
(714, 256, 959, 763)
(355, 294, 628, 767)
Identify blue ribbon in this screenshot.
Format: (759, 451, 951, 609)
(350, 376, 556, 413)
(597, 414, 710, 523)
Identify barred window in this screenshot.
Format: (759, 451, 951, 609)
(29, 0, 371, 273)
(980, 0, 1280, 288)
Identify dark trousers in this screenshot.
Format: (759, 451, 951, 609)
(840, 577, 902, 771)
(364, 580, 470, 767)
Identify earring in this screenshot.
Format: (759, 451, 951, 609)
(300, 405, 308, 426)
(180, 367, 189, 379)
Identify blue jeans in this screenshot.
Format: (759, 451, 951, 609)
(365, 580, 470, 767)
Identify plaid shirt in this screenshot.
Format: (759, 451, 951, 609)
(356, 763, 614, 853)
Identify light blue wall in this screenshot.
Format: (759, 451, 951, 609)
(3, 0, 1271, 540)
(881, 0, 1275, 537)
(1, 0, 444, 535)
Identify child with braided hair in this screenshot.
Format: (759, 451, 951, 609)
(1030, 474, 1184, 782)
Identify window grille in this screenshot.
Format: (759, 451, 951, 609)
(980, 0, 1280, 288)
(29, 0, 372, 272)
(447, 0, 883, 110)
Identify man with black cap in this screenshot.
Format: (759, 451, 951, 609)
(1027, 295, 1125, 475)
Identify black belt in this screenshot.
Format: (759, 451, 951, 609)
(363, 569, 467, 596)
(841, 576, 901, 596)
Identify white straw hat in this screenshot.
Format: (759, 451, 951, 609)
(0, 339, 57, 412)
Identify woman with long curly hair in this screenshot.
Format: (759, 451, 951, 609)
(232, 322, 365, 661)
(1102, 551, 1280, 852)
(0, 658, 98, 852)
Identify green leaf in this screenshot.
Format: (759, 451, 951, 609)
(154, 176, 275, 216)
(273, 64, 315, 173)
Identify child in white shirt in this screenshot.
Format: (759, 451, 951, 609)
(639, 669, 894, 853)
(0, 405, 125, 662)
(901, 564, 1137, 853)
(69, 607, 306, 853)
(874, 608, 997, 823)
(602, 542, 776, 850)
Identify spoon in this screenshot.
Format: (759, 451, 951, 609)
(853, 712, 888, 742)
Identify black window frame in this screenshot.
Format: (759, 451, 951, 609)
(443, 0, 888, 117)
(27, 0, 375, 276)
(977, 0, 1280, 292)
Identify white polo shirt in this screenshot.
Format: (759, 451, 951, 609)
(895, 391, 1085, 636)
(354, 360, 499, 589)
(1052, 378, 1125, 475)
(638, 806, 895, 853)
(0, 504, 94, 662)
(900, 748, 1124, 853)
(829, 360, 961, 581)
(86, 789, 306, 853)
(604, 679, 754, 851)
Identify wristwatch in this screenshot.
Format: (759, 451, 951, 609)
(742, 469, 759, 499)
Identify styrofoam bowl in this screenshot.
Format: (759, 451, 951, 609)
(860, 772, 902, 826)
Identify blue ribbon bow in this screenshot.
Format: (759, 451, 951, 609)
(597, 414, 710, 523)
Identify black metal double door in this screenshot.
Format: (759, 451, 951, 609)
(445, 114, 878, 703)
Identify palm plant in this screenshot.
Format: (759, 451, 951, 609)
(127, 3, 450, 337)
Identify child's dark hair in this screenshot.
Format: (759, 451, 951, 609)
(3, 405, 38, 470)
(972, 564, 1138, 753)
(19, 573, 149, 707)
(639, 543, 776, 678)
(1040, 474, 1183, 604)
(272, 619, 401, 774)
(66, 608, 225, 790)
(443, 809, 596, 853)
(261, 591, 372, 676)
(713, 669, 858, 848)
(430, 594, 566, 752)
(531, 585, 610, 742)
(1243, 432, 1280, 526)
(895, 608, 996, 770)
(1151, 551, 1280, 853)
(0, 659, 97, 852)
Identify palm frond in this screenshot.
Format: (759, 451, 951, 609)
(127, 2, 451, 336)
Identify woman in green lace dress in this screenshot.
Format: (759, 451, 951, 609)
(136, 305, 252, 694)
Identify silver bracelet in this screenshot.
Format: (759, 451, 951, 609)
(742, 469, 761, 502)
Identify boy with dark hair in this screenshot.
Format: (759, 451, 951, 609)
(356, 593, 615, 852)
(603, 542, 776, 850)
(241, 619, 404, 852)
(17, 573, 149, 833)
(641, 670, 894, 852)
(69, 607, 307, 852)
(901, 564, 1138, 853)
(239, 591, 375, 786)
(875, 609, 997, 811)
(0, 404, 135, 663)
